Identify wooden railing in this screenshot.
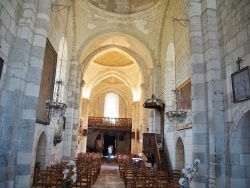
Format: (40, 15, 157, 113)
(88, 117, 132, 128)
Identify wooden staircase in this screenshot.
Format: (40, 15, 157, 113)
(142, 133, 170, 172)
(159, 151, 170, 171)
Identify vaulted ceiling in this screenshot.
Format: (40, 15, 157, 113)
(69, 0, 169, 102)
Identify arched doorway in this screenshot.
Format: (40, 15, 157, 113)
(229, 110, 250, 187)
(35, 132, 46, 170)
(103, 134, 116, 156)
(175, 137, 184, 170)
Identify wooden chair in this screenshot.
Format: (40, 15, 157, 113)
(144, 171, 156, 187)
(33, 169, 59, 188)
(133, 168, 146, 188)
(72, 170, 90, 188)
(168, 170, 180, 188)
(123, 165, 134, 187)
(156, 171, 168, 188)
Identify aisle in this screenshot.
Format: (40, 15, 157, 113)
(91, 160, 125, 188)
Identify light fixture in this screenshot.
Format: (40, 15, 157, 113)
(165, 89, 187, 123)
(46, 80, 67, 118)
(46, 4, 71, 119)
(165, 17, 189, 123)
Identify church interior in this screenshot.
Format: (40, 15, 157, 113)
(0, 0, 250, 187)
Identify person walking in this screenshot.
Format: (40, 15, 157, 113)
(107, 145, 113, 163)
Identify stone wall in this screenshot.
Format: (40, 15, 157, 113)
(217, 0, 250, 187)
(161, 0, 193, 174)
(0, 0, 77, 186)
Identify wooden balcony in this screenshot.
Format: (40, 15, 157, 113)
(88, 117, 132, 130)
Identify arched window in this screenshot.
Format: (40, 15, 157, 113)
(104, 93, 119, 118)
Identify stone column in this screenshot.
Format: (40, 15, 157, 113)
(154, 66, 162, 134)
(188, 1, 209, 188)
(140, 83, 148, 133)
(63, 61, 79, 160)
(201, 0, 225, 187)
(131, 101, 140, 154)
(0, 0, 53, 187)
(71, 62, 82, 158)
(78, 98, 89, 153)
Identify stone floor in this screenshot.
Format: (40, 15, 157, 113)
(91, 159, 125, 188)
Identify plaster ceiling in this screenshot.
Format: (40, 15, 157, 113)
(86, 0, 161, 14)
(94, 51, 134, 67)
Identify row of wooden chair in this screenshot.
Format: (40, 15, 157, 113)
(118, 154, 181, 188)
(123, 168, 180, 188)
(33, 152, 102, 188)
(33, 163, 65, 188)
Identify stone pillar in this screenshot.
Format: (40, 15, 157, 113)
(63, 61, 79, 160)
(140, 83, 148, 133)
(78, 98, 89, 153)
(201, 0, 225, 187)
(154, 66, 162, 134)
(131, 101, 140, 154)
(71, 62, 82, 158)
(188, 1, 209, 188)
(0, 0, 52, 187)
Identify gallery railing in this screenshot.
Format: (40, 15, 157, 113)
(88, 117, 132, 128)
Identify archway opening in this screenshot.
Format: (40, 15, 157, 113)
(175, 137, 184, 170)
(35, 132, 46, 170)
(230, 110, 250, 187)
(103, 135, 116, 157)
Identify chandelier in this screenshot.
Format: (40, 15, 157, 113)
(46, 80, 67, 118)
(46, 4, 71, 119)
(165, 17, 189, 123)
(165, 89, 187, 123)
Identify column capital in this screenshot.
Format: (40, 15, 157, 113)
(202, 0, 217, 11)
(187, 1, 202, 18)
(82, 98, 90, 103)
(81, 80, 85, 87)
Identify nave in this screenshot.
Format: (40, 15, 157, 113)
(32, 153, 180, 188)
(92, 161, 125, 188)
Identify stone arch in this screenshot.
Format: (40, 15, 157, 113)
(227, 103, 250, 187)
(228, 110, 250, 187)
(81, 44, 149, 80)
(35, 131, 47, 170)
(78, 33, 153, 86)
(87, 71, 135, 93)
(77, 32, 154, 68)
(175, 136, 185, 170)
(85, 0, 163, 14)
(90, 87, 132, 104)
(230, 101, 250, 136)
(81, 45, 149, 100)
